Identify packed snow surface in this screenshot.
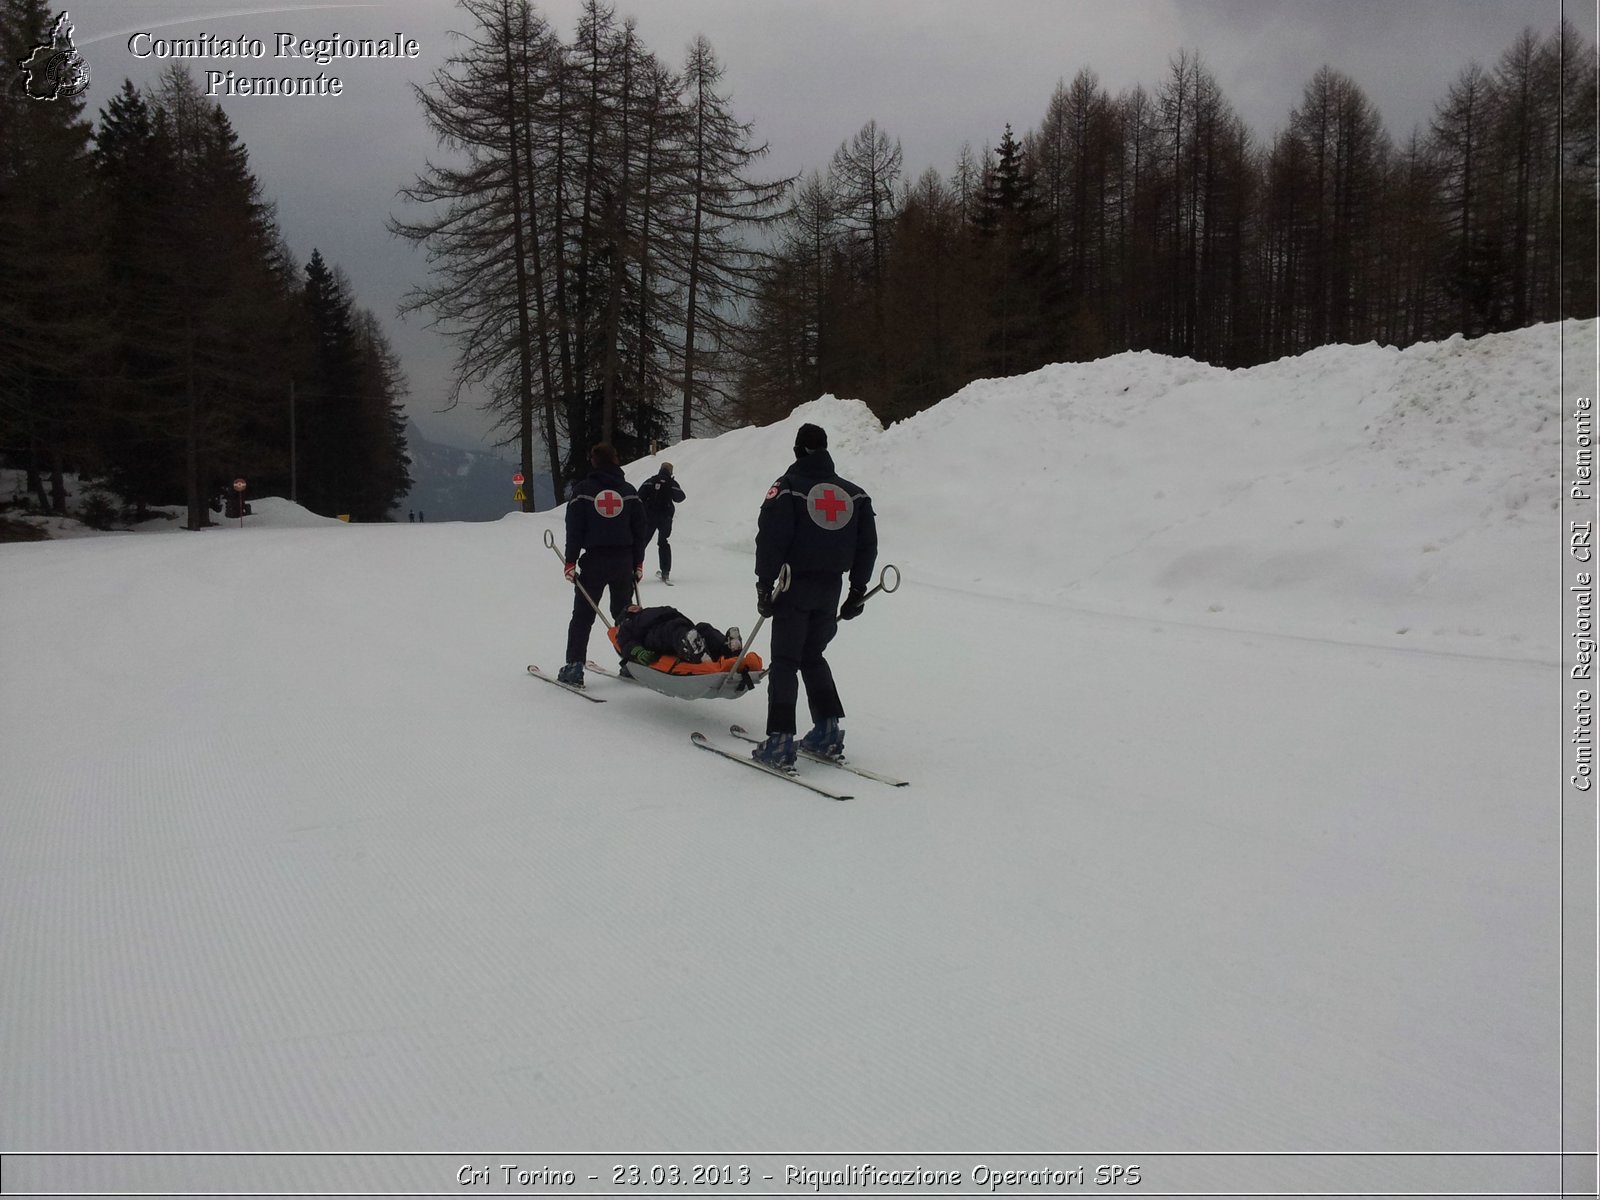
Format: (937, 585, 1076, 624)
(1, 322, 1585, 1193)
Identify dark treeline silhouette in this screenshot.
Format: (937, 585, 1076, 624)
(6, 1, 1590, 525)
(0, 0, 411, 528)
(735, 24, 1597, 426)
(392, 0, 788, 504)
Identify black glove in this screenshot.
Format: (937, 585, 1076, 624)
(839, 586, 867, 621)
(756, 582, 774, 618)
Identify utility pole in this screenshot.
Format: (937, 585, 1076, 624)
(289, 379, 297, 503)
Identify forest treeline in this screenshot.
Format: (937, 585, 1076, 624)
(0, 0, 410, 527)
(398, 0, 1595, 502)
(2, 0, 1594, 525)
(737, 22, 1598, 424)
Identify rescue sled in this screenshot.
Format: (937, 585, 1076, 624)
(605, 626, 766, 700)
(541, 527, 900, 705)
(544, 527, 777, 702)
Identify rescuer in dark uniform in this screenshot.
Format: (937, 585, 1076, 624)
(750, 423, 878, 770)
(559, 443, 647, 687)
(639, 462, 685, 582)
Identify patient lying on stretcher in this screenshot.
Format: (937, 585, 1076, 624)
(610, 605, 761, 675)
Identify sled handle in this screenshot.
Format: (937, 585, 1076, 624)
(544, 527, 614, 630)
(718, 563, 790, 695)
(863, 563, 900, 602)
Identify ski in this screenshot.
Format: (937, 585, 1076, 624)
(526, 664, 606, 702)
(585, 659, 638, 681)
(728, 724, 908, 787)
(690, 732, 852, 800)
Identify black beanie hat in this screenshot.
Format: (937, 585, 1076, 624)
(794, 423, 827, 455)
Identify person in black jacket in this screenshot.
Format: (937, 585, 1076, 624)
(615, 604, 741, 668)
(638, 462, 685, 581)
(750, 423, 878, 769)
(559, 443, 648, 686)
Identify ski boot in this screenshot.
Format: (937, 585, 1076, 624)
(657, 570, 670, 583)
(556, 662, 585, 687)
(798, 717, 845, 763)
(750, 732, 796, 773)
(724, 627, 742, 655)
(675, 627, 706, 662)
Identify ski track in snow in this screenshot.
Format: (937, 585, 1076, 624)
(0, 324, 1579, 1178)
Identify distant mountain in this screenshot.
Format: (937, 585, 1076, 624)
(396, 422, 556, 522)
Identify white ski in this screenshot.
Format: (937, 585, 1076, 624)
(728, 723, 908, 787)
(690, 732, 852, 800)
(526, 664, 606, 702)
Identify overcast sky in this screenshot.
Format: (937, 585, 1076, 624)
(65, 0, 1597, 454)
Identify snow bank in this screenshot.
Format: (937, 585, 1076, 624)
(632, 322, 1583, 659)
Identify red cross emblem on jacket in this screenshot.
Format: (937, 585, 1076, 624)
(805, 482, 853, 528)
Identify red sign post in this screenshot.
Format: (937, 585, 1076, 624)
(232, 478, 246, 527)
(512, 471, 526, 505)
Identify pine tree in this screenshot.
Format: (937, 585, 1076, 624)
(667, 34, 789, 440)
(830, 120, 902, 395)
(973, 124, 1051, 375)
(392, 0, 565, 502)
(0, 0, 100, 513)
(92, 80, 183, 515)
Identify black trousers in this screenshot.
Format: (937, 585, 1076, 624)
(764, 573, 844, 735)
(645, 512, 674, 574)
(565, 552, 634, 665)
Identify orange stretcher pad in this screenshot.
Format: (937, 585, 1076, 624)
(606, 627, 765, 700)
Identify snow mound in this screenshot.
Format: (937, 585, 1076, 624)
(243, 497, 352, 528)
(640, 320, 1582, 657)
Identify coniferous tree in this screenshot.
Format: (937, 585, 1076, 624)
(668, 34, 789, 440)
(147, 67, 294, 528)
(1553, 20, 1597, 319)
(0, 0, 99, 513)
(297, 253, 411, 521)
(830, 120, 903, 394)
(350, 309, 415, 520)
(394, 0, 565, 503)
(882, 167, 983, 416)
(92, 80, 180, 516)
(1430, 62, 1498, 336)
(974, 124, 1051, 375)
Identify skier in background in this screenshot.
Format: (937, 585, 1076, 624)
(558, 443, 647, 687)
(750, 423, 878, 770)
(639, 462, 685, 582)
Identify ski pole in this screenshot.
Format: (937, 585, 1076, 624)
(718, 563, 790, 695)
(544, 528, 614, 630)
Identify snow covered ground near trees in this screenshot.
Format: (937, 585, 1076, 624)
(0, 322, 1587, 1194)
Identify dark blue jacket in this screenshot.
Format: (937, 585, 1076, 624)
(616, 605, 691, 658)
(755, 449, 877, 591)
(565, 464, 647, 564)
(639, 470, 684, 516)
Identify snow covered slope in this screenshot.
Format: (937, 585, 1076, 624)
(0, 322, 1584, 1193)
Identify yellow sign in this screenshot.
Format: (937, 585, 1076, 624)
(338, 514, 350, 522)
(513, 487, 526, 502)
